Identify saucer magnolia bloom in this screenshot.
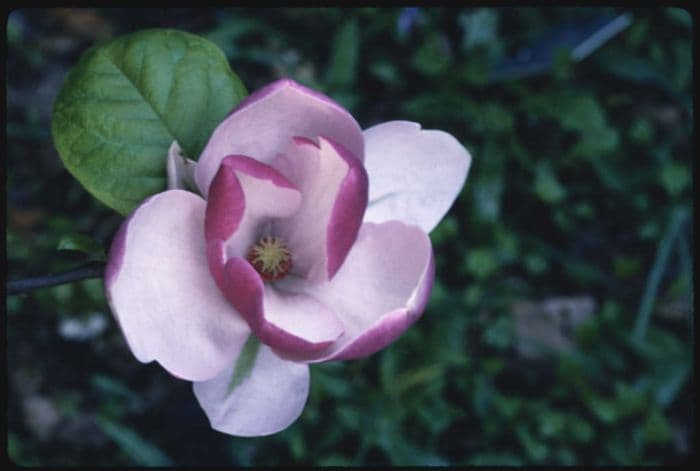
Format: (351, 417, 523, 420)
(105, 79, 471, 436)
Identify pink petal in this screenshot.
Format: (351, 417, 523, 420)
(362, 121, 472, 233)
(194, 78, 365, 197)
(278, 221, 434, 362)
(221, 257, 344, 355)
(272, 136, 368, 281)
(193, 340, 309, 437)
(205, 155, 302, 261)
(105, 190, 250, 381)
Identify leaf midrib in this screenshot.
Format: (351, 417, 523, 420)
(96, 45, 182, 152)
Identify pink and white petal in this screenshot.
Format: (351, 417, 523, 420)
(280, 221, 434, 363)
(193, 339, 309, 437)
(166, 141, 198, 191)
(221, 257, 344, 355)
(195, 78, 365, 197)
(205, 155, 302, 260)
(105, 190, 250, 381)
(362, 121, 472, 233)
(273, 136, 368, 282)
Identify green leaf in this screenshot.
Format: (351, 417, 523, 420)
(95, 417, 173, 466)
(57, 233, 106, 261)
(52, 29, 247, 215)
(566, 414, 594, 444)
(660, 161, 691, 197)
(469, 452, 524, 466)
(632, 207, 688, 342)
(227, 335, 261, 394)
(516, 424, 549, 462)
(586, 393, 619, 424)
(413, 33, 452, 77)
(466, 247, 500, 279)
(483, 315, 512, 350)
(642, 408, 673, 445)
(534, 163, 566, 204)
(326, 19, 359, 89)
(459, 8, 499, 52)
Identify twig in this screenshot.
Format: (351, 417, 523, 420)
(7, 262, 106, 296)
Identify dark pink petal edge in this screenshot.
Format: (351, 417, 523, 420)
(223, 257, 339, 355)
(104, 194, 159, 296)
(205, 155, 297, 242)
(227, 78, 357, 124)
(222, 154, 298, 190)
(323, 137, 369, 279)
(326, 246, 435, 361)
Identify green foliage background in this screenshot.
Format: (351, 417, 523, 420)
(6, 7, 693, 465)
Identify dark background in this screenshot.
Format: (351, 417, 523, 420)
(6, 7, 694, 465)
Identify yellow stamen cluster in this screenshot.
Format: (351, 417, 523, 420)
(246, 236, 293, 281)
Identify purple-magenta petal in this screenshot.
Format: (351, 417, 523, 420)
(194, 78, 365, 197)
(277, 221, 434, 363)
(222, 257, 344, 355)
(204, 157, 246, 243)
(272, 136, 367, 282)
(323, 137, 369, 279)
(205, 154, 300, 243)
(329, 253, 434, 360)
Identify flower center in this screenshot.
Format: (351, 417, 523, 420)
(246, 235, 293, 281)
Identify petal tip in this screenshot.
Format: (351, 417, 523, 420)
(320, 137, 369, 280)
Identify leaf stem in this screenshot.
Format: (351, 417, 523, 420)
(6, 262, 106, 296)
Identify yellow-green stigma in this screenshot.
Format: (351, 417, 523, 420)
(246, 236, 293, 281)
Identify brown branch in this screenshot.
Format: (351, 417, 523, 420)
(7, 262, 106, 296)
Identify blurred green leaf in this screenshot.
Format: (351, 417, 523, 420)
(92, 374, 142, 411)
(628, 118, 654, 145)
(459, 8, 501, 59)
(483, 315, 512, 350)
(494, 394, 522, 420)
(536, 408, 566, 438)
(516, 424, 549, 462)
(524, 253, 549, 275)
(533, 163, 566, 204)
(96, 417, 173, 466)
(613, 256, 643, 278)
(566, 414, 594, 444)
(552, 47, 573, 81)
(482, 356, 505, 376)
(413, 33, 452, 77)
(326, 19, 359, 88)
(633, 207, 688, 342)
(203, 18, 275, 58)
(57, 233, 106, 261)
(660, 162, 691, 197)
(469, 452, 524, 466)
(466, 247, 501, 279)
(666, 8, 692, 29)
(430, 216, 459, 246)
(642, 408, 673, 445)
(613, 382, 648, 419)
(634, 334, 690, 408)
(586, 393, 620, 424)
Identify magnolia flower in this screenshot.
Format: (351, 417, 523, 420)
(105, 79, 471, 436)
